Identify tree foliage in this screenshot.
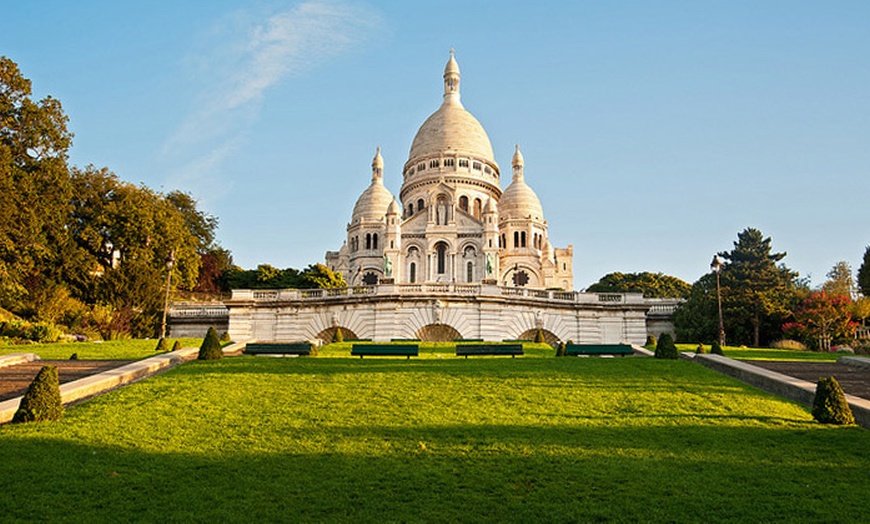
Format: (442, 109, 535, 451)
(0, 56, 220, 338)
(783, 291, 857, 350)
(587, 272, 691, 298)
(677, 228, 800, 346)
(822, 261, 854, 299)
(225, 263, 346, 290)
(857, 246, 870, 297)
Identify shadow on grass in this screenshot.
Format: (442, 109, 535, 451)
(1, 421, 867, 523)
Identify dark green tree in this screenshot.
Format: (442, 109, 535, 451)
(586, 272, 691, 298)
(677, 228, 800, 347)
(654, 333, 678, 359)
(857, 246, 870, 297)
(812, 376, 855, 425)
(12, 365, 63, 423)
(198, 326, 223, 360)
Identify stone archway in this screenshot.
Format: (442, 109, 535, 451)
(416, 324, 462, 342)
(317, 326, 359, 343)
(518, 328, 560, 347)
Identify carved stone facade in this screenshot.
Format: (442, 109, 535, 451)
(326, 51, 573, 290)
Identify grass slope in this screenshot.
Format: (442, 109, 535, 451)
(1, 357, 868, 522)
(0, 338, 203, 360)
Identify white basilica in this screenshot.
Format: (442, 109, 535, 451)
(326, 51, 574, 290)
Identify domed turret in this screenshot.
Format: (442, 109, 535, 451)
(406, 51, 496, 167)
(352, 148, 394, 222)
(499, 144, 544, 221)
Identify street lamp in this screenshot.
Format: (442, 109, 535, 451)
(710, 255, 725, 347)
(159, 249, 176, 340)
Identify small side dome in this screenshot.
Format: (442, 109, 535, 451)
(499, 144, 544, 221)
(387, 197, 400, 216)
(352, 181, 394, 222)
(352, 148, 394, 222)
(484, 197, 497, 214)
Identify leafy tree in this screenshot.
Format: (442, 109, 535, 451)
(587, 272, 691, 298)
(822, 261, 854, 299)
(195, 247, 233, 294)
(851, 297, 870, 327)
(165, 191, 218, 253)
(718, 228, 799, 347)
(673, 273, 719, 343)
(783, 291, 856, 350)
(674, 228, 802, 347)
(225, 263, 346, 290)
(858, 246, 870, 297)
(0, 56, 74, 309)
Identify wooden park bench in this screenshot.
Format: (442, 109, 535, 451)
(456, 344, 524, 359)
(564, 343, 634, 357)
(351, 344, 418, 359)
(243, 342, 312, 356)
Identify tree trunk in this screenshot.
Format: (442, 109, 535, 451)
(753, 313, 760, 347)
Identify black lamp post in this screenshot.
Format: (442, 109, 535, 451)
(710, 255, 725, 347)
(160, 249, 176, 340)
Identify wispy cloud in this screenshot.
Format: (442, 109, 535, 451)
(161, 0, 382, 200)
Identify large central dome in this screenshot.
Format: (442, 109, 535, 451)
(406, 52, 495, 165)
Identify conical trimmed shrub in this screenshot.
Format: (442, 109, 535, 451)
(645, 334, 657, 348)
(711, 341, 724, 355)
(155, 338, 169, 352)
(534, 329, 546, 343)
(556, 342, 566, 357)
(12, 365, 63, 423)
(171, 340, 181, 352)
(654, 333, 678, 360)
(198, 326, 223, 360)
(332, 327, 344, 343)
(812, 376, 855, 425)
(695, 343, 706, 354)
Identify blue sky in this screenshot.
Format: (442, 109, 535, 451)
(3, 1, 869, 288)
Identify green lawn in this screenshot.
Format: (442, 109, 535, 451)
(0, 338, 203, 360)
(1, 356, 867, 522)
(676, 344, 847, 362)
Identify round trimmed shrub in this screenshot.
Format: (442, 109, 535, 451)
(556, 342, 566, 357)
(711, 341, 724, 355)
(12, 365, 63, 423)
(645, 334, 657, 348)
(654, 333, 678, 360)
(812, 376, 855, 425)
(155, 338, 169, 352)
(220, 331, 231, 343)
(197, 326, 223, 360)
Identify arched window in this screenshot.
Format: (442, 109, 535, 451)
(409, 203, 414, 215)
(373, 233, 378, 250)
(514, 231, 519, 248)
(436, 243, 447, 274)
(473, 198, 482, 218)
(409, 262, 416, 283)
(417, 199, 424, 211)
(365, 233, 372, 250)
(459, 196, 469, 212)
(501, 234, 506, 248)
(521, 232, 526, 248)
(467, 261, 474, 282)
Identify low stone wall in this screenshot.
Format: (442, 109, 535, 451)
(693, 353, 870, 429)
(0, 353, 40, 369)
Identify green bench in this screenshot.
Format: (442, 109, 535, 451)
(244, 342, 312, 356)
(565, 344, 634, 357)
(351, 344, 418, 359)
(456, 344, 524, 358)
